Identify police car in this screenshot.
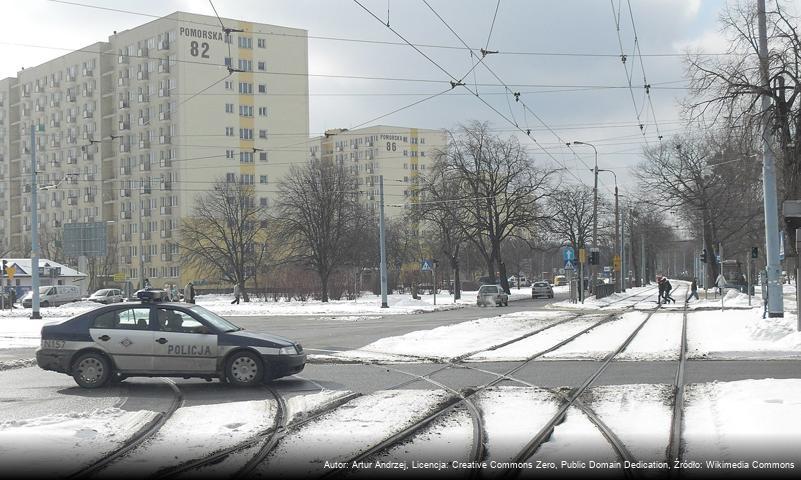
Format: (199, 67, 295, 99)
(36, 289, 306, 388)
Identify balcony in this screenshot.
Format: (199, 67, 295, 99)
(118, 55, 129, 64)
(159, 111, 170, 121)
(158, 62, 170, 73)
(137, 71, 149, 81)
(49, 78, 60, 88)
(139, 162, 151, 171)
(119, 188, 131, 197)
(138, 116, 148, 125)
(119, 210, 132, 220)
(119, 121, 130, 131)
(140, 184, 151, 194)
(83, 216, 94, 223)
(84, 194, 95, 202)
(160, 181, 172, 191)
(21, 108, 31, 117)
(120, 144, 130, 153)
(159, 158, 172, 168)
(140, 208, 151, 217)
(82, 110, 93, 118)
(49, 160, 60, 168)
(66, 73, 76, 83)
(66, 155, 77, 164)
(118, 77, 129, 87)
(159, 40, 170, 51)
(22, 88, 31, 97)
(82, 152, 93, 162)
(160, 253, 172, 261)
(121, 234, 132, 243)
(51, 219, 61, 227)
(138, 47, 148, 57)
(82, 68, 93, 77)
(67, 197, 78, 205)
(119, 99, 129, 109)
(23, 184, 31, 193)
(50, 200, 61, 208)
(66, 94, 76, 103)
(160, 230, 171, 239)
(82, 88, 92, 97)
(66, 176, 78, 185)
(158, 88, 169, 97)
(50, 99, 60, 108)
(35, 104, 45, 112)
(160, 206, 172, 215)
(159, 135, 170, 145)
(67, 115, 77, 124)
(139, 139, 150, 149)
(141, 231, 151, 241)
(50, 119, 60, 128)
(121, 256, 132, 264)
(34, 84, 44, 93)
(138, 93, 149, 103)
(82, 174, 94, 182)
(120, 165, 131, 175)
(49, 139, 60, 148)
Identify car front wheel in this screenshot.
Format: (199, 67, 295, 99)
(225, 351, 264, 387)
(72, 352, 112, 388)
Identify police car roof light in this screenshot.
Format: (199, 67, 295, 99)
(137, 288, 166, 302)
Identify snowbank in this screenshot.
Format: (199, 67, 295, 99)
(688, 308, 801, 359)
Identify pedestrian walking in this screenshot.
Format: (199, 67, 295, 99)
(686, 278, 699, 302)
(663, 278, 675, 304)
(143, 278, 151, 289)
(8, 288, 16, 309)
(171, 284, 179, 302)
(656, 276, 665, 305)
(164, 283, 173, 301)
(761, 272, 769, 319)
(231, 283, 241, 305)
(184, 281, 195, 304)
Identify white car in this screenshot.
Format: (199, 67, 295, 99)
(22, 285, 81, 308)
(88, 288, 124, 304)
(507, 276, 529, 287)
(477, 285, 509, 307)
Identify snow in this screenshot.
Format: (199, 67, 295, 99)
(688, 308, 801, 359)
(98, 400, 276, 478)
(541, 313, 646, 360)
(251, 389, 453, 478)
(618, 312, 683, 361)
(683, 379, 801, 462)
(475, 387, 561, 464)
(550, 284, 661, 310)
(581, 384, 673, 461)
(528, 406, 618, 464)
(313, 311, 572, 363)
(0, 408, 158, 476)
(284, 390, 356, 424)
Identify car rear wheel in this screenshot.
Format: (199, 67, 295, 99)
(72, 352, 112, 388)
(41, 301, 49, 308)
(225, 351, 263, 387)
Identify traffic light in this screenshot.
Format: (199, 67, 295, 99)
(1, 259, 6, 275)
(751, 247, 759, 259)
(700, 249, 707, 263)
(589, 250, 600, 265)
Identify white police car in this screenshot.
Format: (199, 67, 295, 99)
(36, 289, 305, 388)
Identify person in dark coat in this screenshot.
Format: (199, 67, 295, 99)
(663, 278, 675, 304)
(231, 283, 241, 305)
(184, 282, 195, 304)
(686, 278, 699, 302)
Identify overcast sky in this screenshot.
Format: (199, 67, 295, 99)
(1, 0, 738, 197)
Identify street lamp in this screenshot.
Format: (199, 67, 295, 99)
(567, 140, 599, 292)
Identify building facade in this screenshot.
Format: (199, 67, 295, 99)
(309, 126, 447, 218)
(0, 12, 309, 288)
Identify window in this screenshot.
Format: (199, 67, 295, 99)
(238, 82, 253, 94)
(258, 106, 268, 116)
(224, 80, 234, 90)
(155, 308, 206, 333)
(239, 128, 253, 140)
(224, 57, 232, 67)
(259, 151, 268, 162)
(240, 151, 253, 163)
(257, 84, 266, 94)
(260, 197, 268, 207)
(225, 127, 234, 136)
(238, 36, 253, 49)
(240, 174, 254, 185)
(92, 307, 151, 330)
(257, 61, 265, 71)
(258, 129, 267, 139)
(238, 59, 252, 71)
(239, 105, 253, 117)
(226, 149, 235, 159)
(259, 175, 268, 184)
(257, 38, 266, 48)
(226, 172, 236, 183)
(225, 103, 234, 113)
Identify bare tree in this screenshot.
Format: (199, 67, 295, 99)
(435, 122, 553, 293)
(274, 160, 369, 302)
(544, 185, 596, 251)
(179, 179, 270, 301)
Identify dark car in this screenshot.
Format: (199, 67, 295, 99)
(531, 281, 554, 299)
(36, 289, 305, 388)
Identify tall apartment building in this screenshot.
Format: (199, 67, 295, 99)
(0, 12, 309, 287)
(309, 126, 447, 218)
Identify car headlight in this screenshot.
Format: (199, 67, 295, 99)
(278, 346, 296, 355)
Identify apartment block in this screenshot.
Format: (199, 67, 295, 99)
(309, 126, 447, 218)
(1, 11, 309, 287)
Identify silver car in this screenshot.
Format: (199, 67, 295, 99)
(88, 288, 124, 304)
(531, 281, 554, 299)
(477, 285, 509, 307)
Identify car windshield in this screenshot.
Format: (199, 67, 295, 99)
(93, 289, 111, 296)
(190, 305, 242, 332)
(480, 286, 498, 293)
(534, 282, 548, 287)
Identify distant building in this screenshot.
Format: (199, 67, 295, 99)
(2, 258, 87, 296)
(308, 125, 447, 217)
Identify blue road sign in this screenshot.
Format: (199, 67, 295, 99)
(716, 254, 721, 264)
(563, 247, 575, 262)
(421, 260, 433, 271)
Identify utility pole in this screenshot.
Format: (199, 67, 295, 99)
(570, 141, 599, 293)
(30, 126, 41, 319)
(757, 0, 784, 317)
(641, 232, 646, 285)
(621, 207, 626, 292)
(379, 175, 388, 308)
(599, 169, 619, 292)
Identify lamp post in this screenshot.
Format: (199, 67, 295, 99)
(569, 141, 599, 293)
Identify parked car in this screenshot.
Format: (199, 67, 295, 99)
(477, 276, 499, 286)
(477, 284, 508, 307)
(36, 288, 306, 388)
(88, 288, 124, 304)
(531, 281, 554, 299)
(22, 285, 81, 308)
(508, 275, 529, 287)
(553, 275, 567, 286)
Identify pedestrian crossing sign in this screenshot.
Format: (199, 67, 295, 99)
(421, 260, 433, 271)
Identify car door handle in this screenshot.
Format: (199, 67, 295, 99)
(156, 337, 168, 344)
(98, 335, 110, 341)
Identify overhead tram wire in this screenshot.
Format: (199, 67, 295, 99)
(47, 0, 734, 58)
(626, 0, 663, 143)
(419, 0, 610, 193)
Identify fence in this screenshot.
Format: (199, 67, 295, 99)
(594, 283, 616, 299)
